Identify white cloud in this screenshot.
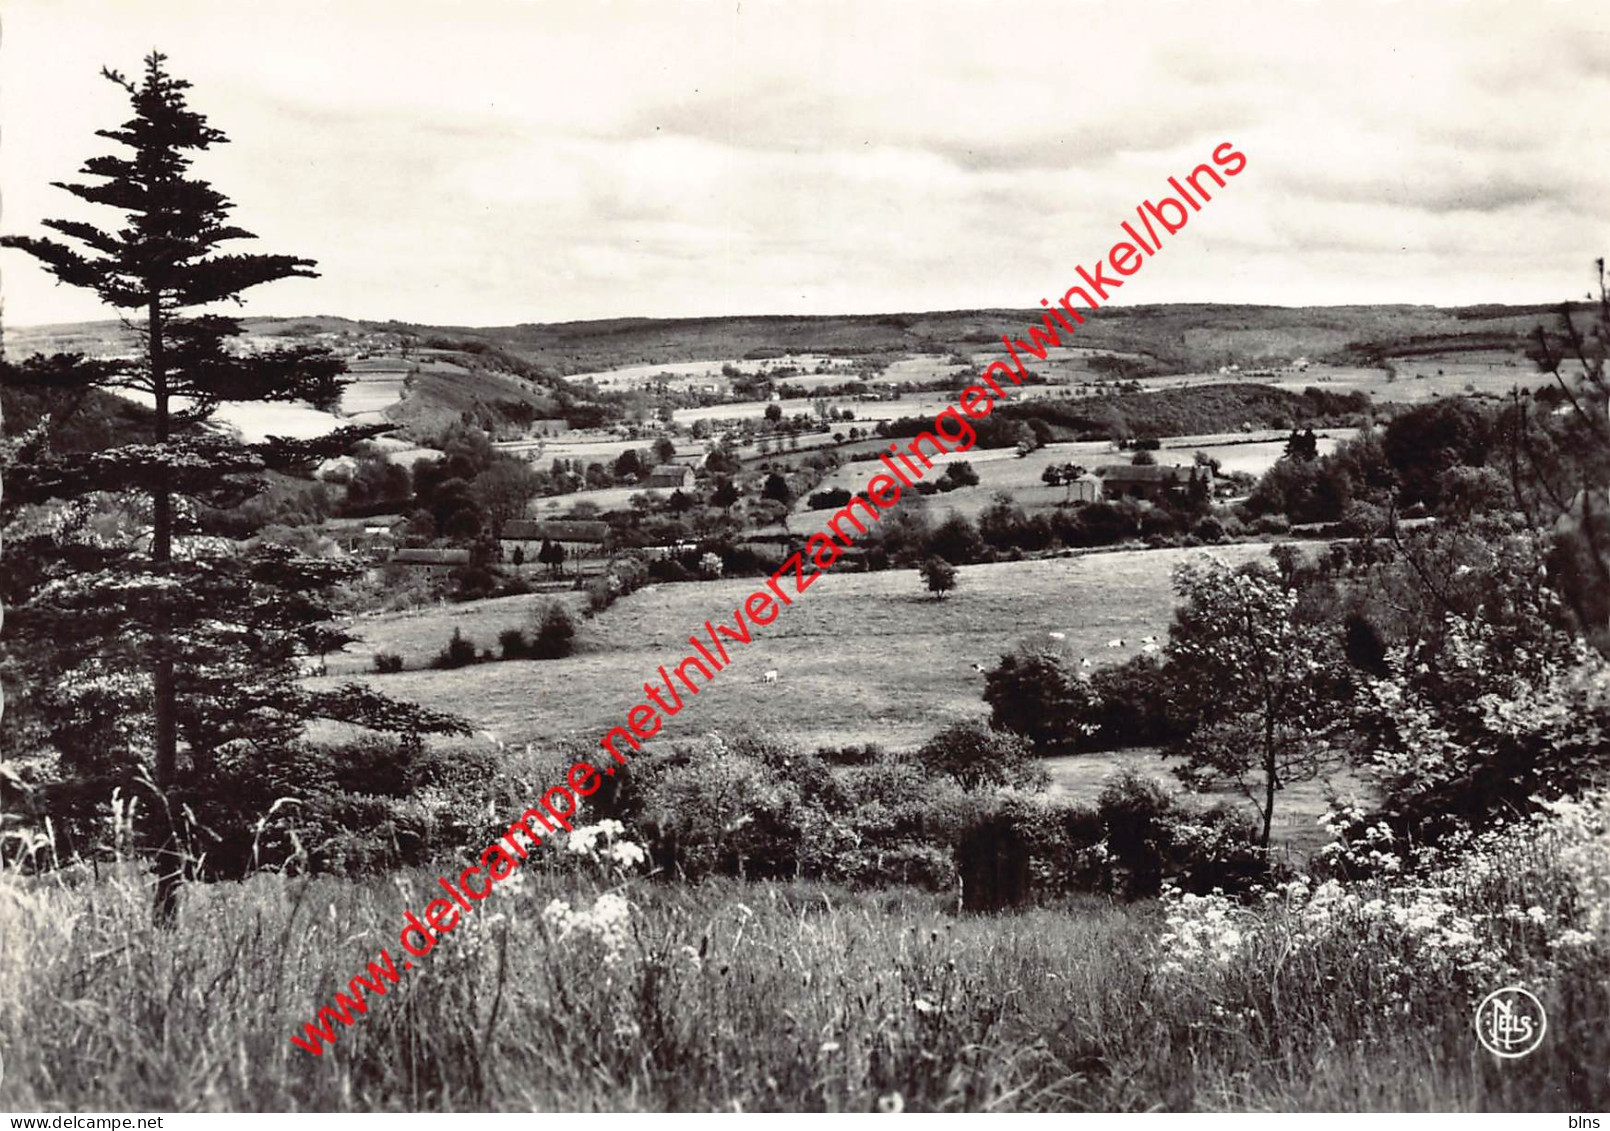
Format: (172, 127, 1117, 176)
(3, 0, 1607, 327)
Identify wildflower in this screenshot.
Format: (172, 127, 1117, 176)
(609, 840, 647, 869)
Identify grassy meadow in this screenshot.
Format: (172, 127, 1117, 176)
(320, 545, 1353, 853)
(3, 827, 1602, 1113)
(324, 546, 1251, 748)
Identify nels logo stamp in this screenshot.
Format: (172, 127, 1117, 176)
(1474, 986, 1547, 1059)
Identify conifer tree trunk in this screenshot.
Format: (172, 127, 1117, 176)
(148, 295, 182, 925)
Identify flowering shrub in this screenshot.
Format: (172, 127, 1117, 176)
(1155, 790, 1610, 999)
(1350, 543, 1610, 851)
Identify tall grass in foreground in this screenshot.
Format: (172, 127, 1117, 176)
(0, 802, 1605, 1112)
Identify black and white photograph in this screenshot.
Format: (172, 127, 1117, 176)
(1, 0, 1607, 1116)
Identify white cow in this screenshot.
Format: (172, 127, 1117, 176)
(1048, 631, 1067, 641)
(762, 670, 779, 684)
(970, 662, 988, 673)
(1140, 635, 1158, 645)
(1106, 638, 1125, 648)
(1080, 658, 1093, 668)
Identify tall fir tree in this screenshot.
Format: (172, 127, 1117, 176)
(1, 53, 466, 921)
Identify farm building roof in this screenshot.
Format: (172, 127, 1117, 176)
(390, 548, 471, 565)
(501, 519, 611, 543)
(647, 464, 695, 486)
(1097, 464, 1202, 483)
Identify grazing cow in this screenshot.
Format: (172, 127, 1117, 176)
(762, 670, 779, 684)
(1140, 634, 1158, 645)
(1106, 638, 1125, 648)
(1080, 657, 1093, 668)
(970, 662, 988, 673)
(1048, 631, 1067, 641)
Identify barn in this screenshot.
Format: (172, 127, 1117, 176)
(1097, 464, 1212, 504)
(499, 518, 611, 566)
(647, 464, 696, 490)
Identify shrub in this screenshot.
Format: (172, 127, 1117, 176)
(531, 601, 578, 659)
(431, 628, 480, 670)
(916, 719, 1046, 793)
(498, 628, 531, 660)
(373, 652, 404, 674)
(983, 642, 1100, 755)
(1095, 771, 1270, 897)
(919, 555, 958, 599)
(816, 742, 885, 766)
(808, 487, 853, 510)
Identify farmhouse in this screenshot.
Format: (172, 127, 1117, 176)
(319, 513, 406, 555)
(1097, 464, 1212, 503)
(1067, 473, 1103, 504)
(499, 518, 611, 563)
(647, 464, 696, 490)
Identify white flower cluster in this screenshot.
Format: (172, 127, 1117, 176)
(1156, 791, 1610, 983)
(563, 819, 647, 870)
(542, 891, 633, 965)
(1157, 886, 1248, 973)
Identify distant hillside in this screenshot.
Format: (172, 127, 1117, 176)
(4, 302, 1577, 442)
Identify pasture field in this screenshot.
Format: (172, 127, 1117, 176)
(316, 545, 1339, 845)
(796, 431, 1355, 522)
(324, 548, 1260, 747)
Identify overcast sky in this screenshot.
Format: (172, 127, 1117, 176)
(4, 0, 1608, 328)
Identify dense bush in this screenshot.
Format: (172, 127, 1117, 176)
(916, 719, 1046, 792)
(531, 600, 578, 659)
(431, 628, 480, 670)
(373, 652, 404, 674)
(953, 772, 1273, 910)
(983, 642, 1100, 755)
(808, 487, 853, 510)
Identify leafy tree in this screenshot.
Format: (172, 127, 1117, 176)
(1518, 266, 1610, 652)
(762, 472, 794, 506)
(978, 491, 1028, 548)
(711, 476, 740, 512)
(748, 498, 791, 532)
(0, 54, 467, 918)
(941, 461, 980, 489)
(764, 403, 783, 425)
(1164, 557, 1347, 847)
(652, 435, 678, 465)
(1130, 449, 1158, 467)
(982, 642, 1100, 755)
(915, 720, 1046, 792)
(919, 554, 957, 599)
(1283, 427, 1319, 463)
(1382, 398, 1494, 508)
(472, 458, 541, 536)
(613, 447, 645, 481)
(927, 511, 986, 564)
(1349, 533, 1609, 849)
